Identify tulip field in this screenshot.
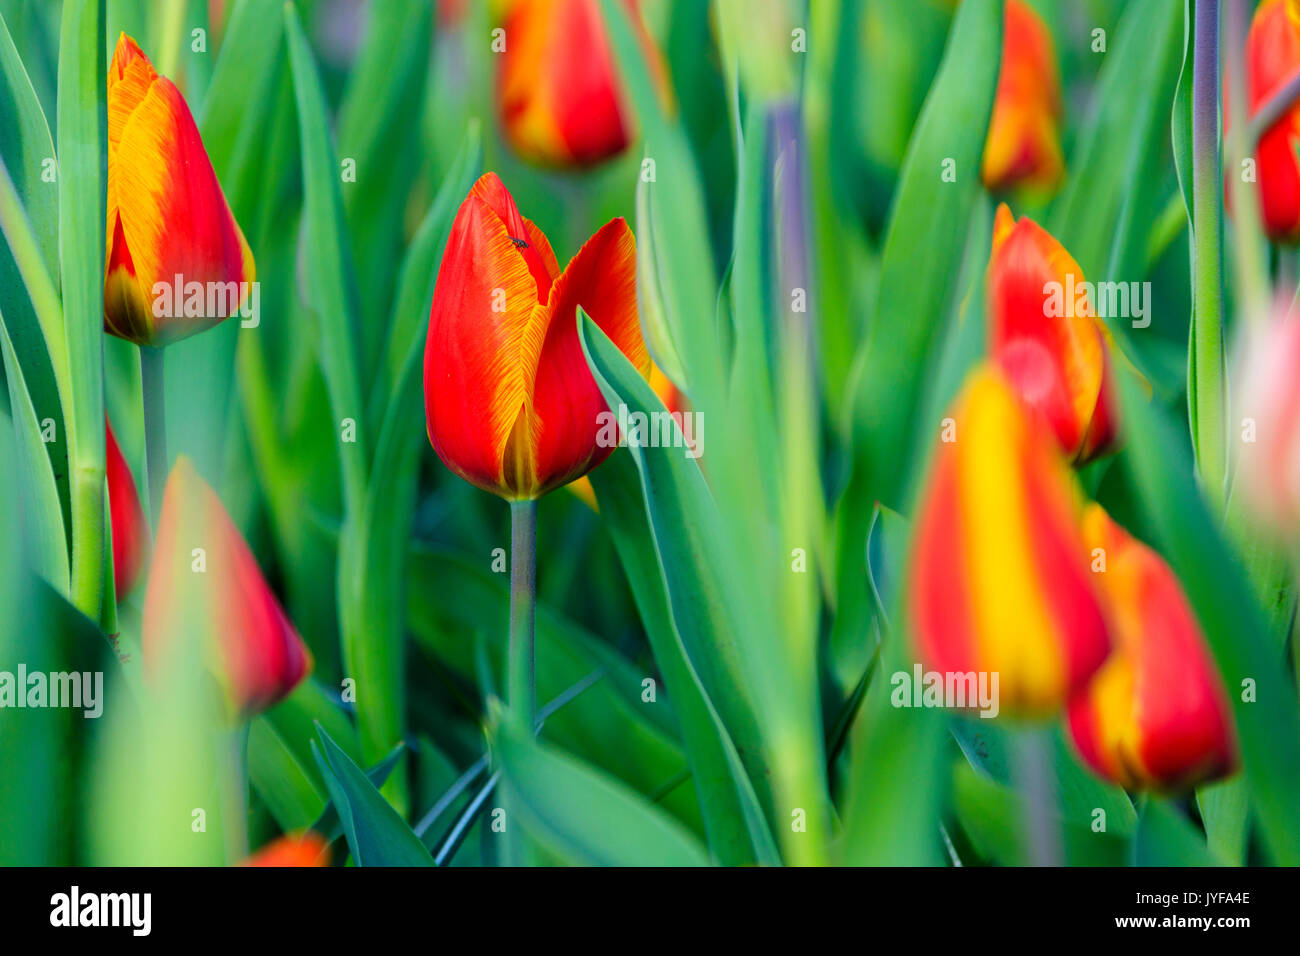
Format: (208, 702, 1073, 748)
(2, 0, 1300, 879)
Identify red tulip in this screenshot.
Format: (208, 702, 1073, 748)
(908, 365, 1111, 717)
(496, 0, 666, 167)
(242, 832, 328, 867)
(1068, 505, 1238, 789)
(104, 33, 254, 346)
(142, 457, 311, 717)
(1226, 0, 1300, 240)
(105, 419, 149, 599)
(981, 0, 1064, 194)
(424, 172, 648, 500)
(1235, 307, 1300, 531)
(988, 204, 1121, 464)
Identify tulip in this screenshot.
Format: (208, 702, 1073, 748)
(496, 0, 665, 167)
(242, 832, 328, 867)
(1225, 0, 1300, 240)
(142, 456, 311, 717)
(1233, 307, 1300, 531)
(908, 366, 1111, 718)
(105, 420, 149, 599)
(424, 172, 649, 500)
(987, 203, 1120, 464)
(980, 0, 1064, 194)
(104, 33, 254, 346)
(1067, 504, 1238, 789)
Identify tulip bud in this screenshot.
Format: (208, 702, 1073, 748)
(105, 419, 149, 600)
(1067, 505, 1238, 789)
(980, 0, 1064, 194)
(1225, 0, 1300, 240)
(1233, 307, 1300, 531)
(424, 172, 649, 500)
(104, 33, 255, 346)
(142, 457, 311, 717)
(988, 203, 1120, 464)
(242, 832, 329, 867)
(496, 0, 666, 167)
(908, 366, 1111, 718)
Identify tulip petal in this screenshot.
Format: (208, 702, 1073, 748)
(106, 420, 149, 600)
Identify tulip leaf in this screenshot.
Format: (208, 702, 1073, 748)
(337, 0, 433, 380)
(309, 742, 405, 844)
(0, 9, 56, 272)
(56, 0, 108, 627)
(494, 716, 710, 867)
(577, 310, 771, 813)
(1133, 797, 1221, 866)
(248, 716, 326, 831)
(284, 2, 367, 513)
(1116, 368, 1300, 864)
(0, 308, 67, 593)
(310, 725, 434, 867)
(589, 450, 781, 866)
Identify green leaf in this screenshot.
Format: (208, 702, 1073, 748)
(0, 9, 56, 272)
(495, 716, 710, 867)
(0, 310, 67, 592)
(309, 742, 405, 844)
(590, 451, 780, 866)
(1133, 798, 1221, 866)
(310, 725, 434, 867)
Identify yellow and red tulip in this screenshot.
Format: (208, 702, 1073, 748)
(142, 456, 311, 717)
(106, 419, 149, 600)
(988, 204, 1120, 464)
(1067, 505, 1238, 789)
(1226, 0, 1300, 241)
(424, 172, 648, 500)
(496, 0, 665, 167)
(908, 366, 1111, 718)
(1233, 308, 1300, 531)
(242, 832, 329, 867)
(980, 0, 1064, 194)
(104, 33, 254, 346)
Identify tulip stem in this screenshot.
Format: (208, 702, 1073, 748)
(140, 345, 167, 520)
(1013, 728, 1062, 867)
(508, 499, 538, 727)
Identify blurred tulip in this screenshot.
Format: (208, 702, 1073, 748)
(908, 366, 1111, 718)
(1225, 0, 1300, 240)
(104, 33, 255, 346)
(242, 832, 328, 867)
(142, 457, 311, 717)
(1068, 504, 1238, 789)
(1234, 307, 1300, 531)
(496, 0, 665, 167)
(988, 204, 1120, 464)
(105, 420, 149, 600)
(980, 0, 1064, 194)
(424, 172, 648, 500)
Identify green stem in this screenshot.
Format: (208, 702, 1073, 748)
(508, 499, 538, 727)
(1192, 0, 1227, 507)
(140, 345, 167, 520)
(1013, 728, 1062, 867)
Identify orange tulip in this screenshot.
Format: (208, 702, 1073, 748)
(980, 0, 1064, 194)
(424, 172, 648, 500)
(142, 457, 311, 717)
(1226, 0, 1300, 240)
(908, 366, 1111, 718)
(1067, 505, 1238, 789)
(105, 419, 149, 600)
(988, 204, 1120, 464)
(496, 0, 665, 167)
(104, 33, 254, 346)
(242, 832, 329, 867)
